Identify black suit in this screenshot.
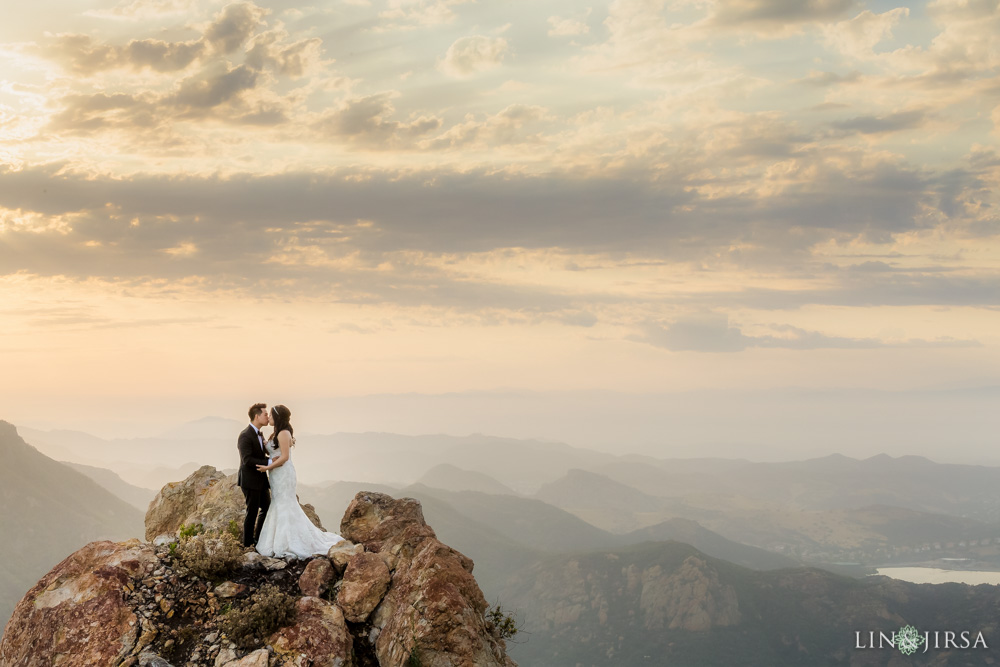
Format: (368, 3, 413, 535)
(237, 424, 271, 547)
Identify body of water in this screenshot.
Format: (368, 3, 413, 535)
(876, 567, 1000, 585)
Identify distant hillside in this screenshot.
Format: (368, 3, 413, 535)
(418, 463, 519, 496)
(63, 462, 157, 511)
(502, 540, 1000, 666)
(623, 518, 799, 571)
(0, 421, 144, 629)
(585, 454, 1000, 520)
(534, 468, 676, 533)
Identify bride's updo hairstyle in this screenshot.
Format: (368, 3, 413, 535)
(270, 404, 293, 444)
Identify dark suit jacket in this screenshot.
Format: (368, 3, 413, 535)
(237, 424, 271, 490)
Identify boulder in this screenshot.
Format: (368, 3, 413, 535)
(298, 557, 334, 598)
(0, 539, 159, 667)
(145, 466, 324, 542)
(328, 540, 364, 574)
(144, 465, 230, 540)
(270, 596, 354, 667)
(341, 492, 516, 667)
(340, 491, 436, 556)
(336, 552, 391, 622)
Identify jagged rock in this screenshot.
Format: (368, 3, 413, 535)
(342, 492, 516, 667)
(298, 558, 334, 598)
(5, 473, 517, 667)
(337, 552, 391, 622)
(145, 465, 228, 540)
(341, 492, 437, 556)
(222, 648, 269, 666)
(270, 596, 354, 667)
(0, 539, 158, 667)
(145, 466, 323, 542)
(327, 540, 364, 574)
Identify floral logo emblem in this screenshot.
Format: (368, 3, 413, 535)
(896, 625, 925, 655)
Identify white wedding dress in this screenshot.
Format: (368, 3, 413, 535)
(255, 438, 345, 558)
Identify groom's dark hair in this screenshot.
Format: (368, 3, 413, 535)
(248, 403, 267, 421)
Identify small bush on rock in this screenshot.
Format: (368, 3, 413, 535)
(220, 584, 298, 649)
(175, 531, 243, 579)
(485, 599, 520, 641)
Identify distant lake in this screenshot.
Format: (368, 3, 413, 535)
(876, 568, 1000, 585)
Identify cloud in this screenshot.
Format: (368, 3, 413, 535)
(427, 104, 550, 149)
(378, 0, 474, 28)
(631, 314, 980, 352)
(712, 0, 854, 27)
(439, 36, 509, 77)
(170, 64, 259, 110)
(205, 2, 269, 54)
(548, 12, 591, 37)
(821, 8, 909, 59)
(314, 93, 442, 148)
(828, 108, 930, 136)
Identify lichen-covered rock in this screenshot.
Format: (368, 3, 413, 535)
(340, 492, 436, 556)
(0, 539, 159, 667)
(342, 492, 516, 667)
(337, 552, 391, 622)
(270, 596, 354, 667)
(145, 466, 323, 542)
(145, 465, 230, 541)
(298, 558, 334, 598)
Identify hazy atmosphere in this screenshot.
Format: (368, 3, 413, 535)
(2, 0, 998, 462)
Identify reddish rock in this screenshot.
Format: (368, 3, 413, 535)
(298, 558, 335, 598)
(328, 540, 364, 574)
(0, 539, 159, 667)
(270, 596, 354, 667)
(337, 552, 391, 622)
(340, 492, 436, 556)
(341, 492, 516, 667)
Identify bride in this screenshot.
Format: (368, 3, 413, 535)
(254, 404, 345, 558)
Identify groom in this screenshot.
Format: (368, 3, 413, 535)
(237, 403, 271, 548)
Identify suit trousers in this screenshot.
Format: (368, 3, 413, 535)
(241, 485, 271, 547)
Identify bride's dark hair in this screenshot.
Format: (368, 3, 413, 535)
(269, 404, 293, 444)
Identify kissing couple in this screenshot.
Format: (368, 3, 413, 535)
(237, 402, 345, 558)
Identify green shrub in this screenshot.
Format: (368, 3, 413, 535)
(220, 584, 298, 649)
(226, 519, 241, 541)
(175, 532, 243, 579)
(179, 522, 203, 541)
(484, 599, 520, 641)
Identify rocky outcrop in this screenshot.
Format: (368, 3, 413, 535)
(1, 472, 518, 667)
(640, 555, 741, 631)
(0, 539, 159, 667)
(145, 466, 324, 542)
(341, 492, 517, 667)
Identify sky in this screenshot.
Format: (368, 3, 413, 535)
(1, 0, 998, 458)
